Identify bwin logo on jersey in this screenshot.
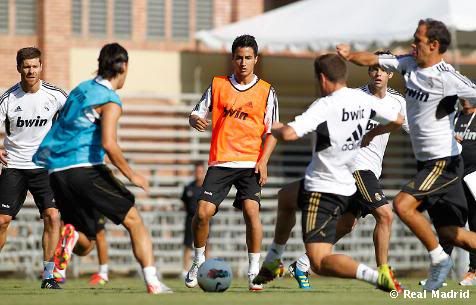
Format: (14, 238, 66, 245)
(16, 116, 48, 127)
(342, 124, 364, 151)
(405, 87, 429, 102)
(366, 120, 379, 131)
(342, 107, 365, 121)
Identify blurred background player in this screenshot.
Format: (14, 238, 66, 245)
(337, 18, 476, 290)
(289, 52, 408, 289)
(253, 54, 404, 293)
(0, 47, 67, 289)
(180, 161, 207, 278)
(33, 43, 171, 294)
(452, 98, 476, 285)
(187, 34, 279, 291)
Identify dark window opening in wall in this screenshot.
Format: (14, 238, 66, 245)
(72, 0, 82, 35)
(172, 0, 190, 40)
(114, 0, 132, 38)
(195, 0, 213, 32)
(147, 0, 165, 39)
(15, 0, 36, 35)
(0, 0, 8, 33)
(89, 0, 107, 37)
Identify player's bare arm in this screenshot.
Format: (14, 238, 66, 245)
(271, 122, 299, 141)
(98, 102, 149, 192)
(0, 149, 7, 166)
(255, 134, 277, 186)
(336, 44, 379, 66)
(361, 113, 404, 147)
(189, 114, 210, 132)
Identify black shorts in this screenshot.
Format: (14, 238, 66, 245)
(96, 214, 106, 232)
(199, 167, 261, 210)
(401, 156, 467, 228)
(0, 168, 56, 218)
(49, 165, 135, 239)
(298, 180, 350, 244)
(183, 214, 194, 248)
(347, 170, 389, 218)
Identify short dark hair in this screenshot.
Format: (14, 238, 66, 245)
(97, 43, 129, 79)
(231, 35, 258, 57)
(418, 19, 451, 53)
(314, 54, 347, 83)
(16, 47, 41, 67)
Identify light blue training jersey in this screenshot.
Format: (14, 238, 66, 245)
(33, 78, 121, 170)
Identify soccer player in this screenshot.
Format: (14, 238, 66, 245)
(33, 43, 171, 294)
(0, 47, 66, 289)
(289, 54, 408, 289)
(181, 161, 207, 278)
(453, 98, 476, 285)
(187, 35, 279, 291)
(253, 54, 404, 293)
(337, 18, 476, 290)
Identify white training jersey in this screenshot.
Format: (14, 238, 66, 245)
(379, 55, 476, 161)
(191, 74, 279, 168)
(352, 85, 408, 178)
(0, 81, 67, 169)
(288, 87, 399, 196)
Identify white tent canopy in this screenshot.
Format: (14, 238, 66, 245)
(196, 0, 476, 53)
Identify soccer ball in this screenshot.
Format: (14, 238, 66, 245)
(197, 258, 232, 292)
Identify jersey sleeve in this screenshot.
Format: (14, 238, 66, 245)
(369, 98, 399, 125)
(288, 99, 327, 138)
(264, 87, 279, 134)
(190, 85, 212, 119)
(442, 71, 476, 105)
(396, 96, 410, 133)
(56, 90, 68, 110)
(378, 54, 414, 74)
(0, 94, 7, 126)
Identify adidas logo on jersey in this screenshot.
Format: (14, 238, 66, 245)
(342, 124, 364, 151)
(14, 106, 22, 112)
(16, 116, 48, 127)
(342, 107, 365, 121)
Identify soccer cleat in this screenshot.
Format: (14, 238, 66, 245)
(252, 259, 285, 285)
(423, 256, 453, 291)
(248, 273, 263, 291)
(288, 261, 311, 289)
(185, 260, 202, 288)
(418, 278, 447, 286)
(89, 273, 108, 285)
(54, 224, 79, 271)
(53, 267, 66, 284)
(41, 278, 62, 289)
(147, 281, 173, 294)
(376, 264, 404, 293)
(459, 269, 476, 286)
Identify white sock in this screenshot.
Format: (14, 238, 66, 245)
(194, 246, 206, 264)
(43, 261, 55, 280)
(429, 245, 449, 265)
(98, 264, 108, 280)
(143, 266, 160, 285)
(356, 264, 379, 285)
(264, 242, 285, 263)
(296, 254, 311, 272)
(248, 253, 260, 275)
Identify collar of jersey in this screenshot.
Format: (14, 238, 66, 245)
(94, 76, 114, 90)
(228, 74, 258, 91)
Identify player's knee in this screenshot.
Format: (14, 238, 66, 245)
(375, 206, 393, 226)
(195, 207, 213, 224)
(43, 208, 60, 225)
(0, 215, 12, 228)
(277, 189, 297, 211)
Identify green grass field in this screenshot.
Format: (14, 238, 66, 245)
(1, 277, 475, 305)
